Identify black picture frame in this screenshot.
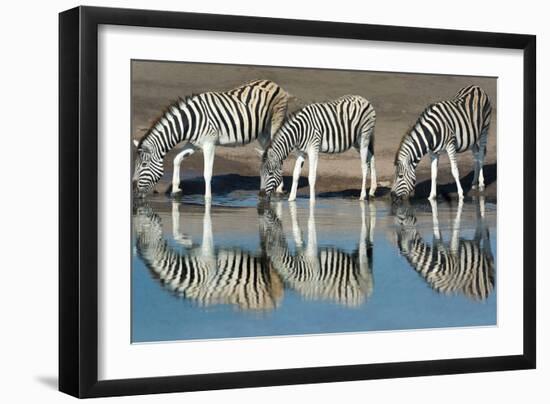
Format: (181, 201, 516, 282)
(59, 5, 536, 398)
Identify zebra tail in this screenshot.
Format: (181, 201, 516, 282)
(368, 131, 375, 155)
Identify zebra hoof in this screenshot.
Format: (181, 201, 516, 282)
(170, 190, 182, 197)
(472, 184, 485, 192)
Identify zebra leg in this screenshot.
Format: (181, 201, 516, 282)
(368, 200, 376, 243)
(477, 139, 487, 191)
(428, 153, 439, 200)
(428, 198, 441, 240)
(306, 203, 318, 257)
(365, 132, 377, 198)
(447, 145, 464, 200)
(171, 143, 197, 195)
(368, 154, 377, 197)
(473, 131, 488, 191)
(359, 201, 374, 294)
(471, 145, 480, 191)
(289, 201, 304, 248)
(359, 146, 370, 201)
(201, 200, 214, 258)
(478, 161, 485, 191)
(359, 201, 367, 259)
(307, 150, 319, 202)
(275, 200, 284, 219)
(450, 199, 464, 253)
(172, 201, 193, 246)
(479, 194, 486, 220)
(202, 142, 216, 201)
(289, 154, 305, 202)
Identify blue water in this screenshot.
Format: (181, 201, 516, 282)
(132, 195, 496, 343)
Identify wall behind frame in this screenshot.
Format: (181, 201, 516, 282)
(0, 0, 546, 403)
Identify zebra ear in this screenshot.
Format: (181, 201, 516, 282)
(133, 139, 139, 148)
(255, 148, 264, 158)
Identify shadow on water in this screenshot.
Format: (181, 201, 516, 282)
(166, 174, 308, 196)
(319, 164, 497, 201)
(164, 164, 496, 204)
(414, 163, 497, 200)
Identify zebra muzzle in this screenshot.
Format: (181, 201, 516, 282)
(258, 189, 271, 201)
(390, 192, 403, 205)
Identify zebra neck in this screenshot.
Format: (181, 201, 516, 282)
(399, 132, 427, 167)
(143, 99, 200, 158)
(271, 127, 297, 161)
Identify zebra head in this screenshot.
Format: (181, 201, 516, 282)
(259, 149, 282, 199)
(393, 203, 416, 241)
(132, 139, 164, 196)
(133, 202, 164, 258)
(391, 158, 416, 202)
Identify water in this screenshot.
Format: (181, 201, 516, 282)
(132, 193, 496, 343)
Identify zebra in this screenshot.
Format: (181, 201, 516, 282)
(258, 95, 377, 202)
(258, 201, 375, 307)
(132, 80, 291, 199)
(391, 85, 492, 201)
(394, 198, 495, 301)
(133, 201, 283, 311)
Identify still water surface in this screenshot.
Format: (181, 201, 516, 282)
(132, 194, 496, 343)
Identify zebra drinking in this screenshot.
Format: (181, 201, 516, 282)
(391, 85, 492, 201)
(259, 95, 377, 201)
(132, 80, 291, 199)
(394, 198, 495, 301)
(133, 201, 283, 311)
(258, 201, 375, 307)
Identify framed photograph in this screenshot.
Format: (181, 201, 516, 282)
(59, 6, 536, 398)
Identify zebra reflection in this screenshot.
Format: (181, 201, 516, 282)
(394, 198, 494, 300)
(259, 202, 375, 307)
(133, 202, 283, 311)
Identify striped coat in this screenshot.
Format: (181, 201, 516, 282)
(260, 95, 377, 201)
(395, 201, 494, 300)
(134, 204, 283, 311)
(391, 85, 492, 200)
(133, 80, 290, 198)
(258, 204, 374, 307)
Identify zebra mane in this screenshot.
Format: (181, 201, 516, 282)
(394, 123, 417, 165)
(393, 104, 435, 165)
(262, 107, 305, 154)
(138, 94, 200, 149)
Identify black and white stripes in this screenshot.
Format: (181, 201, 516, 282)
(258, 202, 375, 307)
(259, 95, 377, 201)
(134, 203, 283, 311)
(395, 199, 494, 300)
(391, 85, 492, 200)
(133, 79, 290, 199)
